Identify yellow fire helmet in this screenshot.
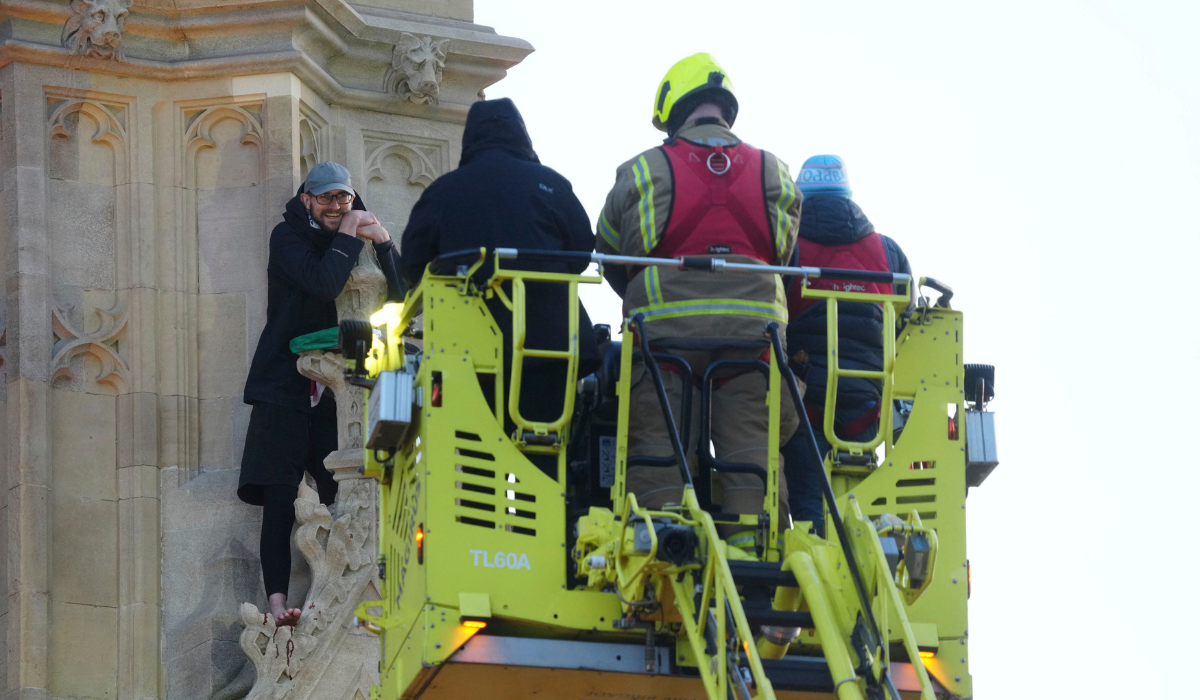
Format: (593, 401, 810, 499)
(651, 53, 739, 134)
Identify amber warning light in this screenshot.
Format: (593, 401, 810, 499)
(461, 619, 488, 630)
(416, 524, 424, 564)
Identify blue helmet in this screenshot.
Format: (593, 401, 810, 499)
(796, 154, 852, 199)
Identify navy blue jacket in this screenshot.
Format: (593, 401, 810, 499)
(244, 191, 405, 412)
(787, 194, 910, 410)
(399, 98, 599, 375)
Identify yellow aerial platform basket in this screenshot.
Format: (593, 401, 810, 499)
(343, 248, 996, 700)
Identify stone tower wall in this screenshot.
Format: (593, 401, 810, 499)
(0, 2, 529, 697)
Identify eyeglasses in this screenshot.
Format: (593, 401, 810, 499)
(311, 192, 353, 205)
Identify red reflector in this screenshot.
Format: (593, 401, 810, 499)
(431, 384, 442, 407)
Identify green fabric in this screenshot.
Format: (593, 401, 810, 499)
(290, 327, 340, 354)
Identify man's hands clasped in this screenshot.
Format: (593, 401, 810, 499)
(338, 209, 391, 244)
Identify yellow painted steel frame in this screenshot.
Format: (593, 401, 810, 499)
(820, 296, 974, 698)
(355, 261, 622, 700)
(800, 285, 910, 456)
(354, 258, 977, 700)
(607, 318, 784, 553)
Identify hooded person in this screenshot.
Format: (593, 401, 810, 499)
(239, 161, 406, 626)
(398, 97, 600, 446)
(782, 155, 912, 536)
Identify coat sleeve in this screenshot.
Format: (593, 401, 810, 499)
(881, 234, 915, 311)
(398, 189, 443, 288)
(268, 224, 364, 302)
(596, 150, 668, 298)
(374, 240, 408, 302)
(555, 179, 597, 274)
(761, 151, 802, 267)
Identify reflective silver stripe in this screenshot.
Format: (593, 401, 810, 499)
(631, 300, 787, 321)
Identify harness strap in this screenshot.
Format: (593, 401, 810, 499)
(804, 402, 881, 441)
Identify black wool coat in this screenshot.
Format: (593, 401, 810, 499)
(243, 190, 405, 413)
(399, 98, 599, 375)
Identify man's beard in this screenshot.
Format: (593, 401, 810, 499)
(308, 206, 344, 234)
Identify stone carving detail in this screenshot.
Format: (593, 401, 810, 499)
(296, 243, 387, 470)
(364, 137, 442, 189)
(62, 0, 131, 61)
(336, 242, 388, 325)
(298, 121, 322, 179)
(51, 301, 129, 394)
(298, 106, 328, 180)
(384, 33, 450, 105)
(238, 479, 380, 699)
(185, 105, 264, 162)
(296, 351, 364, 457)
(49, 98, 127, 148)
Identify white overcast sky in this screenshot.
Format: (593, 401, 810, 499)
(475, 1, 1199, 697)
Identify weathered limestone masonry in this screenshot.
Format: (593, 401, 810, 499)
(0, 1, 530, 698)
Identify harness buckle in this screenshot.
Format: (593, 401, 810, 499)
(707, 144, 731, 176)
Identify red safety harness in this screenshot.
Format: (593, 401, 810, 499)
(787, 231, 890, 316)
(654, 138, 774, 262)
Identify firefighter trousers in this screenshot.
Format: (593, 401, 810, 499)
(625, 348, 800, 535)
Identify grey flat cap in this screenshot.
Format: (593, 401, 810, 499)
(304, 161, 355, 196)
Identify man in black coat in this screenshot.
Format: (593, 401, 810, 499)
(399, 98, 599, 445)
(239, 161, 405, 626)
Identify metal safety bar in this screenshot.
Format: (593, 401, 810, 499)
(495, 248, 911, 286)
(696, 359, 772, 490)
(630, 314, 693, 490)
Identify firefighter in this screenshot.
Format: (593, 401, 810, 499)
(782, 155, 912, 537)
(595, 53, 801, 551)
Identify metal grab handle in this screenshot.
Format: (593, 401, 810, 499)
(505, 275, 579, 441)
(919, 276, 954, 307)
(696, 358, 771, 491)
(817, 292, 896, 455)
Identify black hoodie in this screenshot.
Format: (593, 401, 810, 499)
(399, 98, 599, 374)
(787, 194, 911, 410)
(243, 190, 405, 412)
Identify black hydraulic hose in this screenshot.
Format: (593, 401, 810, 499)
(763, 323, 888, 665)
(631, 314, 693, 489)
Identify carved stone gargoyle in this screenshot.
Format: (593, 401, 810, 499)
(237, 480, 379, 699)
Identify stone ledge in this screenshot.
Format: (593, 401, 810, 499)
(0, 0, 532, 123)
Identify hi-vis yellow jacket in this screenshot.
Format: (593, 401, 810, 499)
(596, 119, 801, 345)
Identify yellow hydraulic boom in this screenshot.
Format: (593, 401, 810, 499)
(344, 248, 994, 700)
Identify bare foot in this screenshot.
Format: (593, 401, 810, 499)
(269, 592, 302, 627)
